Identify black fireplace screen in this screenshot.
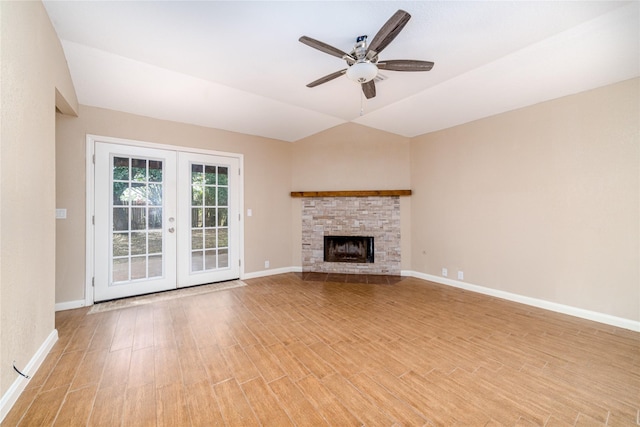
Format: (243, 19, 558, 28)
(324, 236, 374, 263)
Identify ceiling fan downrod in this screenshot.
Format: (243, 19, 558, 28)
(353, 35, 369, 60)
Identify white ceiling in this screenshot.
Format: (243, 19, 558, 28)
(43, 1, 639, 142)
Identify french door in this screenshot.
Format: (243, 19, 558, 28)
(176, 152, 239, 288)
(94, 142, 240, 302)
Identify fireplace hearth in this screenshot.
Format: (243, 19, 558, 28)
(324, 236, 374, 264)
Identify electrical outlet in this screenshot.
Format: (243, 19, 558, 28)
(264, 260, 270, 269)
(442, 268, 448, 277)
(457, 271, 464, 280)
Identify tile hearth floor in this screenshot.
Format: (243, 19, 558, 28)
(297, 272, 403, 284)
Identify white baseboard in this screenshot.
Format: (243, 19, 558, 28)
(55, 299, 87, 312)
(242, 266, 300, 280)
(406, 271, 640, 332)
(0, 329, 58, 423)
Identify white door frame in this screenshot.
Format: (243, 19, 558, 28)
(85, 134, 245, 306)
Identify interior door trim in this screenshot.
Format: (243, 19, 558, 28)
(85, 134, 245, 306)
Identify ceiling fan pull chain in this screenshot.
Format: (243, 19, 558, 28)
(360, 90, 364, 116)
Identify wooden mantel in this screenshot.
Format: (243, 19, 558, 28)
(290, 190, 411, 198)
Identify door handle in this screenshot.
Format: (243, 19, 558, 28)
(168, 227, 175, 233)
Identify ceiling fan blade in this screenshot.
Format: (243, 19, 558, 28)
(299, 36, 350, 59)
(377, 60, 434, 72)
(362, 80, 376, 99)
(306, 69, 347, 88)
(367, 10, 411, 58)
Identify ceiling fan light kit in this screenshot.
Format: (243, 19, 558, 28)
(346, 61, 378, 83)
(299, 9, 434, 100)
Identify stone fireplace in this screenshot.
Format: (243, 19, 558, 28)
(301, 196, 401, 275)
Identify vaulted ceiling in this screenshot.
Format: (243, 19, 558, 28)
(43, 1, 639, 142)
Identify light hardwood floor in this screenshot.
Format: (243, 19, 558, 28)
(3, 273, 639, 426)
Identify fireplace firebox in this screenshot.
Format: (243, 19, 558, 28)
(324, 236, 374, 264)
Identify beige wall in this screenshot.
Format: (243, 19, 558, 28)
(1, 1, 77, 399)
(410, 78, 639, 321)
(56, 106, 291, 303)
(290, 123, 412, 270)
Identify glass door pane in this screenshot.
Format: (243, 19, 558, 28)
(111, 156, 165, 282)
(190, 163, 230, 272)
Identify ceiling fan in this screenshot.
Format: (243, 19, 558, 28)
(299, 9, 434, 99)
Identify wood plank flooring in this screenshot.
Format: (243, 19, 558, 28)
(3, 273, 639, 426)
